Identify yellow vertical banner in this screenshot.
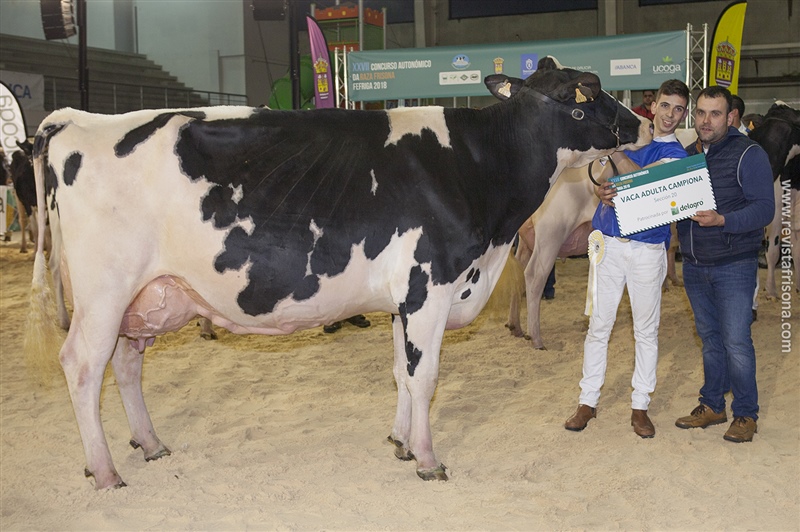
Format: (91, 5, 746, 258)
(709, 0, 748, 94)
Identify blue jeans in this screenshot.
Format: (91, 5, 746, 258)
(683, 257, 759, 419)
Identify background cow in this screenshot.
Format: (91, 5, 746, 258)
(749, 102, 800, 298)
(506, 161, 681, 350)
(27, 61, 651, 489)
(8, 140, 38, 253)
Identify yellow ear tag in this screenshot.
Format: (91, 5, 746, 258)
(498, 81, 512, 98)
(575, 87, 587, 103)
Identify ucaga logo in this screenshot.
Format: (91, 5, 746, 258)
(452, 54, 470, 70)
(653, 56, 682, 75)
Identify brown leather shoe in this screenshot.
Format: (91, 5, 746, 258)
(565, 404, 596, 431)
(723, 417, 757, 443)
(631, 409, 655, 438)
(675, 403, 727, 429)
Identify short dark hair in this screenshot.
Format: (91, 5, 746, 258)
(731, 95, 745, 116)
(656, 79, 690, 105)
(697, 86, 733, 114)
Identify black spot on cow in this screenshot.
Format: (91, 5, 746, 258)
(466, 268, 475, 282)
(63, 152, 83, 186)
(115, 111, 207, 158)
(45, 163, 58, 211)
(460, 289, 471, 300)
(201, 184, 237, 229)
(403, 265, 429, 315)
(470, 268, 481, 284)
(398, 310, 423, 376)
(173, 108, 496, 316)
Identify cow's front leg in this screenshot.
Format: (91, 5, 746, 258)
(388, 285, 448, 481)
(60, 319, 125, 489)
(111, 339, 171, 462)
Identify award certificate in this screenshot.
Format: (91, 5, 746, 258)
(609, 153, 715, 236)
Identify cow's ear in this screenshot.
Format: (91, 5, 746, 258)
(553, 72, 602, 104)
(485, 75, 524, 100)
(536, 56, 562, 71)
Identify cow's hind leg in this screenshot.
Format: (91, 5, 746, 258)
(60, 316, 126, 489)
(111, 339, 171, 462)
(388, 294, 448, 481)
(388, 315, 413, 460)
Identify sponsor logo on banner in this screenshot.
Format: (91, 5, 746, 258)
(713, 41, 736, 87)
(520, 53, 539, 79)
(610, 58, 641, 76)
(653, 56, 682, 75)
(493, 57, 505, 75)
(439, 71, 482, 86)
(452, 55, 470, 70)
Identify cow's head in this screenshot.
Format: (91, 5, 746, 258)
(485, 56, 652, 168)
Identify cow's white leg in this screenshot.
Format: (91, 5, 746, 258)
(48, 234, 71, 330)
(13, 190, 29, 253)
(111, 339, 171, 462)
(388, 292, 448, 481)
(389, 315, 413, 458)
(59, 312, 125, 489)
(765, 180, 782, 299)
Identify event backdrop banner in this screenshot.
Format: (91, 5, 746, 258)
(347, 31, 686, 102)
(0, 81, 28, 161)
(708, 0, 747, 94)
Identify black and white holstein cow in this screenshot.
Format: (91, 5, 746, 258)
(749, 102, 800, 298)
(9, 140, 38, 253)
(28, 62, 651, 489)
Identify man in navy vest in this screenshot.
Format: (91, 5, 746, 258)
(674, 86, 774, 443)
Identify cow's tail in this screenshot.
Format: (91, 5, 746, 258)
(23, 126, 65, 385)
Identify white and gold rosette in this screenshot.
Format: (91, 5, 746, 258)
(585, 230, 605, 316)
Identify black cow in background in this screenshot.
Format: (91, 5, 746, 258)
(8, 139, 38, 253)
(749, 102, 800, 297)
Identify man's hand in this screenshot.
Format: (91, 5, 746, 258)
(595, 181, 617, 207)
(691, 209, 725, 227)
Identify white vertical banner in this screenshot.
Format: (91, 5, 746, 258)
(1, 81, 29, 162)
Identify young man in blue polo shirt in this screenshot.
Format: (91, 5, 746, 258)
(565, 79, 690, 438)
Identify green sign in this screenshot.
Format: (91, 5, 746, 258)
(347, 31, 686, 101)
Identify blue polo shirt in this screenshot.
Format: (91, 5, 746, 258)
(592, 135, 688, 244)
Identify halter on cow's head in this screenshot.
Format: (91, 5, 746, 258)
(484, 55, 651, 156)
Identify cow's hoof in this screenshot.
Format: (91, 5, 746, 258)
(145, 447, 172, 462)
(130, 439, 172, 461)
(417, 464, 448, 481)
(200, 331, 218, 340)
(387, 435, 414, 461)
(85, 468, 127, 489)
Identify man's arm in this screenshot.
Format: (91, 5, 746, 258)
(692, 145, 774, 230)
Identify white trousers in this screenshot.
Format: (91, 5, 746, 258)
(580, 236, 667, 411)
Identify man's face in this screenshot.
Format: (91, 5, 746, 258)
(642, 91, 655, 106)
(694, 95, 733, 145)
(651, 93, 687, 137)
